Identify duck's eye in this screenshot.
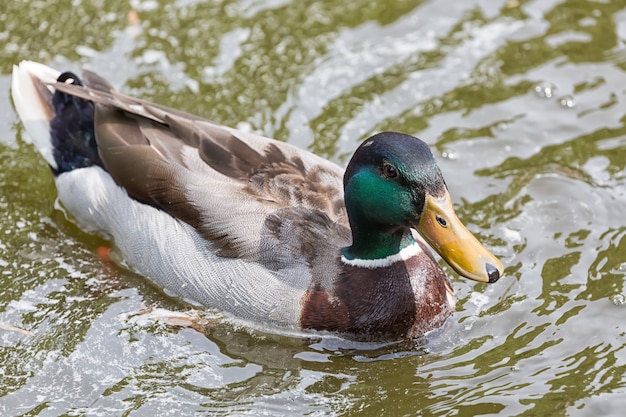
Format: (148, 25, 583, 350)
(436, 216, 447, 228)
(382, 162, 398, 179)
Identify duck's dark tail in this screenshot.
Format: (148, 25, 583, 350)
(49, 71, 104, 175)
(12, 61, 103, 176)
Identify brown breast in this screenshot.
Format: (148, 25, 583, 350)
(300, 247, 455, 341)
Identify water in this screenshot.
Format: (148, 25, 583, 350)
(1, 0, 626, 415)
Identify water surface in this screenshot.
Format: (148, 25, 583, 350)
(1, 0, 626, 415)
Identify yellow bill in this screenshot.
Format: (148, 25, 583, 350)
(414, 191, 503, 283)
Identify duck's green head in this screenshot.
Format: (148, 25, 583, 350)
(343, 131, 502, 283)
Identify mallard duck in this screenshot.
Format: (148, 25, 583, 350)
(11, 61, 502, 341)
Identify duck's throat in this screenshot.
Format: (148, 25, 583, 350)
(342, 225, 416, 262)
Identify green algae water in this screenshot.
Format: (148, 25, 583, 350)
(1, 0, 626, 415)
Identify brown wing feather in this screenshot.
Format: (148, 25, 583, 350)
(94, 105, 204, 231)
(82, 69, 115, 92)
(57, 75, 349, 262)
(139, 104, 347, 219)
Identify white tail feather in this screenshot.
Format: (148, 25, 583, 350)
(11, 61, 61, 169)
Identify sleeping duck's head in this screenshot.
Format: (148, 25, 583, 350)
(343, 131, 502, 283)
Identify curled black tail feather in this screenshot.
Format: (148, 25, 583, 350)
(49, 71, 104, 175)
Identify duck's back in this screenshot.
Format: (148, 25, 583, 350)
(12, 61, 352, 329)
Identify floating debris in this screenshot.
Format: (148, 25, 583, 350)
(611, 294, 625, 306)
(0, 322, 34, 336)
(441, 149, 458, 160)
(494, 121, 510, 131)
(559, 95, 576, 108)
(533, 82, 557, 99)
(125, 305, 221, 333)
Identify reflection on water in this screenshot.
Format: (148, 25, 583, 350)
(1, 0, 626, 415)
